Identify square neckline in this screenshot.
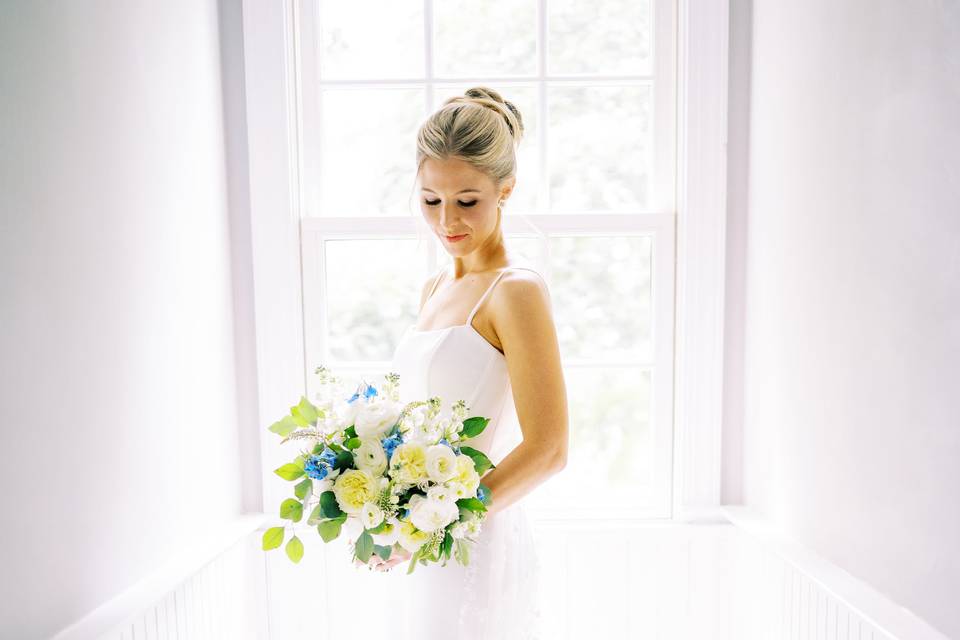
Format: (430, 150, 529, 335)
(405, 321, 505, 358)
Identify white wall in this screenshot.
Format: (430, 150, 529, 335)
(725, 0, 960, 637)
(0, 2, 255, 638)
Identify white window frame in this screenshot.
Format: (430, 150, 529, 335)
(240, 0, 728, 523)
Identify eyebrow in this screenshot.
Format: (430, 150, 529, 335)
(421, 188, 482, 195)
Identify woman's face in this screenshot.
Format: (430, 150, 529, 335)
(418, 156, 509, 255)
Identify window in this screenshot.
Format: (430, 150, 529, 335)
(292, 0, 677, 520)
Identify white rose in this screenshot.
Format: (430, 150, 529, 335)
(450, 521, 467, 540)
(354, 438, 388, 476)
(370, 516, 401, 547)
(359, 501, 384, 530)
(425, 444, 458, 483)
(444, 480, 471, 500)
(426, 483, 457, 505)
(354, 399, 402, 438)
(410, 495, 459, 533)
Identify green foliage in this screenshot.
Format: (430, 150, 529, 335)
(285, 535, 304, 563)
(333, 451, 354, 472)
(344, 437, 362, 450)
(456, 497, 487, 515)
(354, 530, 374, 563)
(319, 490, 344, 518)
(460, 416, 489, 439)
(458, 446, 495, 475)
(344, 425, 357, 439)
(306, 504, 324, 526)
(262, 526, 284, 551)
(373, 544, 393, 561)
(478, 482, 493, 506)
(291, 396, 320, 427)
(294, 478, 312, 500)
(268, 415, 299, 437)
(279, 498, 303, 522)
(274, 460, 305, 481)
(453, 538, 470, 566)
(317, 515, 347, 542)
(441, 530, 454, 563)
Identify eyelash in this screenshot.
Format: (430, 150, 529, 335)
(424, 199, 478, 208)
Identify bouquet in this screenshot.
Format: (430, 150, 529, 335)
(261, 365, 496, 574)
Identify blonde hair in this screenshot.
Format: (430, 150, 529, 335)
(414, 86, 525, 189)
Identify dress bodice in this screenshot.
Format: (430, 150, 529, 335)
(389, 265, 540, 464)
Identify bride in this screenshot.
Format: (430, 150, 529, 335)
(360, 87, 569, 639)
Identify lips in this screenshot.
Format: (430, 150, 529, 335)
(445, 233, 468, 242)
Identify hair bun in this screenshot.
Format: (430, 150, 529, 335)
(462, 86, 524, 142)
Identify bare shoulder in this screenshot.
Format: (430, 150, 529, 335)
(489, 265, 554, 337)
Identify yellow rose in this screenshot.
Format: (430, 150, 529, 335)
(454, 454, 481, 493)
(397, 517, 431, 553)
(389, 442, 429, 485)
(333, 469, 378, 515)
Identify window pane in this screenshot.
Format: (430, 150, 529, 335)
(433, 0, 538, 77)
(323, 238, 422, 361)
(548, 84, 652, 212)
(318, 88, 423, 216)
(318, 0, 424, 80)
(550, 235, 653, 362)
(547, 0, 653, 75)
(527, 366, 655, 510)
(431, 85, 541, 213)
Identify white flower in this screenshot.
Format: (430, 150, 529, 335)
(354, 398, 402, 438)
(397, 517, 431, 553)
(409, 494, 459, 533)
(354, 438, 388, 476)
(450, 521, 468, 540)
(425, 444, 458, 483)
(453, 454, 481, 493)
(427, 483, 457, 505)
(359, 501, 385, 530)
(464, 517, 482, 539)
(444, 480, 471, 500)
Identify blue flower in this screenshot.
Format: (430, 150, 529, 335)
(348, 382, 379, 403)
(439, 438, 454, 449)
(304, 447, 338, 480)
(477, 487, 487, 502)
(403, 508, 410, 519)
(381, 433, 403, 460)
(304, 454, 329, 480)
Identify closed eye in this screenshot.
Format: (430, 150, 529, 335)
(424, 199, 478, 208)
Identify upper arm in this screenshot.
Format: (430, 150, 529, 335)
(490, 270, 569, 464)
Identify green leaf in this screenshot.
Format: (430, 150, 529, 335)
(456, 497, 487, 514)
(367, 519, 391, 534)
(344, 437, 362, 450)
(458, 446, 495, 475)
(292, 396, 320, 426)
(461, 416, 489, 439)
(406, 546, 422, 574)
(442, 530, 453, 560)
(333, 451, 354, 472)
(354, 530, 374, 563)
(306, 504, 323, 526)
(268, 414, 299, 437)
(274, 463, 305, 481)
(285, 535, 304, 563)
(319, 490, 344, 518)
(478, 482, 493, 506)
(262, 526, 285, 551)
(454, 538, 470, 566)
(280, 498, 303, 522)
(373, 544, 393, 561)
(317, 517, 344, 542)
(344, 425, 357, 439)
(294, 478, 312, 500)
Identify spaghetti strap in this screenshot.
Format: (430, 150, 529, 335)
(426, 266, 447, 301)
(466, 266, 543, 324)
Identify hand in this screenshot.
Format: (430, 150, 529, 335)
(373, 545, 412, 572)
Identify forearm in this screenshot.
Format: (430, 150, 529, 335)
(479, 440, 564, 519)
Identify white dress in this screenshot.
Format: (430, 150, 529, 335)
(388, 265, 545, 640)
